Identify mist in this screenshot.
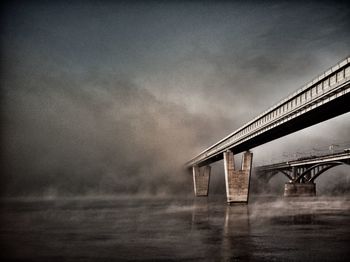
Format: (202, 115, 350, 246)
(1, 0, 350, 197)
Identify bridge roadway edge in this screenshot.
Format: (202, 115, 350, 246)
(192, 87, 350, 168)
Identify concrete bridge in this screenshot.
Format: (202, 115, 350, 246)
(186, 56, 350, 203)
(256, 150, 350, 196)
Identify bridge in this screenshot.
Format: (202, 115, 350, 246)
(187, 56, 350, 203)
(256, 150, 350, 196)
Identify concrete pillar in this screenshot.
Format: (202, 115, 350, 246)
(284, 182, 316, 197)
(223, 150, 253, 203)
(192, 165, 211, 196)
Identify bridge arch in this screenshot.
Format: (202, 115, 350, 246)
(313, 164, 350, 194)
(263, 170, 293, 183)
(295, 160, 350, 183)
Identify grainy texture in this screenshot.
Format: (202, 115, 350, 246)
(193, 166, 211, 196)
(224, 151, 253, 203)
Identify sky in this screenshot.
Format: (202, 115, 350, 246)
(1, 0, 350, 197)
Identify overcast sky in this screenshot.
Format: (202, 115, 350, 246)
(1, 0, 350, 197)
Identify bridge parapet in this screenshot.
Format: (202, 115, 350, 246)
(186, 56, 350, 168)
(187, 57, 350, 203)
(256, 151, 350, 190)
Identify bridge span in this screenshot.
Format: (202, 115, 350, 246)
(187, 56, 350, 203)
(256, 151, 350, 197)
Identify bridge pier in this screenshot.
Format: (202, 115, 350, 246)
(284, 182, 316, 197)
(223, 150, 253, 204)
(192, 165, 211, 196)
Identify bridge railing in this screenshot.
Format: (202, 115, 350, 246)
(186, 56, 350, 167)
(257, 150, 350, 171)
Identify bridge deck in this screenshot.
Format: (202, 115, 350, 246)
(256, 151, 350, 171)
(186, 56, 350, 168)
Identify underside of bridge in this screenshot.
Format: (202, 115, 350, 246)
(197, 90, 350, 168)
(189, 57, 350, 203)
(192, 90, 350, 202)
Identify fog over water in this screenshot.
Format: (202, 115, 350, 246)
(1, 196, 350, 261)
(1, 0, 350, 197)
(1, 2, 350, 261)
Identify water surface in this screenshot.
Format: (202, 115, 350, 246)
(1, 195, 349, 261)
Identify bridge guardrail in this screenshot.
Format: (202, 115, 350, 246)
(186, 56, 350, 167)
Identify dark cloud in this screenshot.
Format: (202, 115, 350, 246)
(1, 1, 349, 196)
(1, 69, 234, 196)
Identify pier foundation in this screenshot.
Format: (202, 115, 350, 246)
(284, 182, 316, 197)
(223, 151, 253, 203)
(192, 165, 211, 196)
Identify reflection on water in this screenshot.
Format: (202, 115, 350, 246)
(0, 196, 350, 261)
(191, 198, 209, 230)
(222, 205, 251, 261)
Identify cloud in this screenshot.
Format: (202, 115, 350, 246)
(1, 68, 235, 196)
(1, 0, 349, 196)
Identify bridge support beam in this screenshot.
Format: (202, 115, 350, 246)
(193, 165, 211, 196)
(284, 182, 316, 197)
(223, 150, 253, 204)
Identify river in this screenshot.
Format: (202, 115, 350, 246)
(1, 195, 349, 261)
